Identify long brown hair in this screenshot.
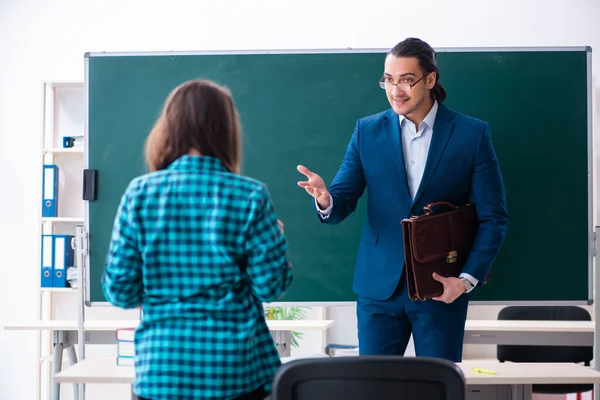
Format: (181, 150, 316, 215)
(144, 79, 242, 173)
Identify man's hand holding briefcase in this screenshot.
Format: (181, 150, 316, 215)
(401, 201, 490, 303)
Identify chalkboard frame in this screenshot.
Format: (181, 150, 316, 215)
(83, 46, 593, 306)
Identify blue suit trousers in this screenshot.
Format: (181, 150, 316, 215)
(356, 273, 469, 362)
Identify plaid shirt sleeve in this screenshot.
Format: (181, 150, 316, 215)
(102, 186, 144, 309)
(244, 185, 293, 303)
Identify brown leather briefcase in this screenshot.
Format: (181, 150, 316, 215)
(401, 201, 482, 301)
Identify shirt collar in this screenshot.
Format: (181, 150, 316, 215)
(398, 100, 439, 131)
(167, 154, 228, 173)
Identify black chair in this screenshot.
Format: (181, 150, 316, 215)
(497, 305, 593, 398)
(271, 356, 466, 400)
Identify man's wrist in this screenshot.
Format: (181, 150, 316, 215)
(459, 277, 474, 293)
(459, 273, 478, 293)
(316, 192, 333, 216)
(317, 199, 330, 209)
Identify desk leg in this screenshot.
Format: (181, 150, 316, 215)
(51, 342, 63, 400)
(271, 331, 291, 357)
(65, 346, 79, 400)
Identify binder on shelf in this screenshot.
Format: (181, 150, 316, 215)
(42, 165, 58, 217)
(40, 235, 53, 288)
(52, 234, 74, 287)
(40, 234, 75, 288)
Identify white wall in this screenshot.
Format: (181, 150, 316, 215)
(1, 1, 600, 399)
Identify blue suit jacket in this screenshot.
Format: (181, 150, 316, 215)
(319, 104, 509, 301)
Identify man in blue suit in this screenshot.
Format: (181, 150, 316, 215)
(297, 37, 508, 361)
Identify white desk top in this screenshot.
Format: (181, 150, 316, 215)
(464, 319, 594, 333)
(459, 360, 600, 385)
(4, 319, 334, 332)
(55, 357, 600, 386)
(55, 357, 134, 384)
(5, 319, 590, 333)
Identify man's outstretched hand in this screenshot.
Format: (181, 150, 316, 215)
(297, 165, 331, 209)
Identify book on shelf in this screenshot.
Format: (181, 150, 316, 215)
(116, 327, 136, 366)
(117, 340, 135, 357)
(116, 356, 134, 366)
(116, 327, 135, 341)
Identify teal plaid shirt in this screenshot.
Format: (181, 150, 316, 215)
(102, 155, 293, 399)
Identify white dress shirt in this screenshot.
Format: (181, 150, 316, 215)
(317, 101, 478, 290)
(401, 101, 437, 200)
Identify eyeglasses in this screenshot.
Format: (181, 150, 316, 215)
(379, 75, 425, 91)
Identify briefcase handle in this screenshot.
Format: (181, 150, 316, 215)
(423, 201, 458, 215)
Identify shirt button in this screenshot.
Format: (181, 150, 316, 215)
(410, 160, 415, 165)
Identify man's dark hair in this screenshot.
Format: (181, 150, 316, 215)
(388, 38, 446, 102)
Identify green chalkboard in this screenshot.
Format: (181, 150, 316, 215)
(85, 48, 592, 305)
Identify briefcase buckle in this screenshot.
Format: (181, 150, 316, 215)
(446, 250, 458, 263)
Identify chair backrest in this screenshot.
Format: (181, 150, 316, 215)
(271, 356, 466, 400)
(496, 305, 592, 364)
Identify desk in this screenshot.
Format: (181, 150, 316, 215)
(464, 319, 594, 346)
(460, 360, 600, 400)
(4, 319, 334, 348)
(54, 358, 136, 400)
(9, 318, 591, 346)
(5, 319, 334, 400)
(7, 319, 594, 399)
(56, 357, 600, 400)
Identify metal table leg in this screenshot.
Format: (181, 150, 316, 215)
(51, 341, 63, 400)
(65, 345, 79, 400)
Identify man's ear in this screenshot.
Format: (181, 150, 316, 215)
(427, 72, 437, 89)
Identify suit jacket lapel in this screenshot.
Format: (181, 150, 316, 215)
(411, 104, 455, 207)
(382, 109, 412, 203)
